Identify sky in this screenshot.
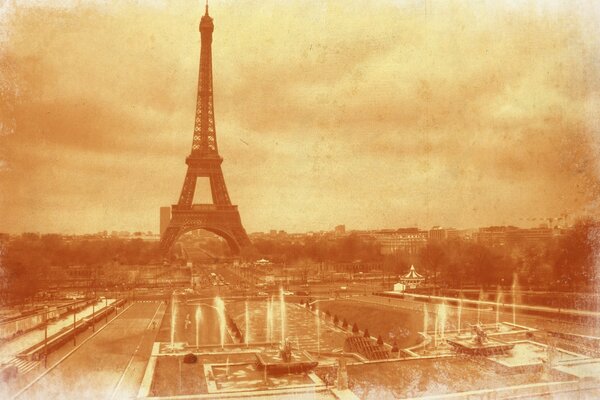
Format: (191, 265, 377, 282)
(0, 0, 599, 234)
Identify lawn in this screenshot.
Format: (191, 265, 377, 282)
(318, 299, 423, 348)
(150, 356, 208, 396)
(347, 357, 568, 399)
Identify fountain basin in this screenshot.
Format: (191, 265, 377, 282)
(256, 350, 318, 375)
(447, 338, 514, 356)
(488, 341, 587, 369)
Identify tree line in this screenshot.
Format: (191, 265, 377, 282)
(252, 233, 381, 263)
(414, 219, 599, 291)
(0, 234, 159, 304)
(253, 219, 599, 291)
(1, 218, 597, 304)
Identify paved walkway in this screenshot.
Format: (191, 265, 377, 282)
(0, 299, 117, 364)
(11, 301, 162, 400)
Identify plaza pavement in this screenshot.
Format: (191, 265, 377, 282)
(0, 299, 117, 370)
(10, 301, 164, 400)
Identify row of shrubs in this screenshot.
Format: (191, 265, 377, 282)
(299, 300, 399, 353)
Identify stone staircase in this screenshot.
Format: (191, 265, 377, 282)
(344, 336, 389, 360)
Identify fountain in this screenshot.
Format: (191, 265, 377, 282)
(195, 306, 202, 349)
(439, 302, 447, 342)
(255, 337, 318, 375)
(496, 287, 502, 330)
(266, 297, 273, 344)
(279, 287, 286, 344)
(512, 273, 519, 326)
(455, 296, 470, 340)
(447, 323, 514, 356)
(428, 302, 452, 352)
(245, 300, 250, 347)
(214, 296, 226, 349)
(254, 291, 317, 375)
(477, 288, 484, 325)
(185, 313, 191, 332)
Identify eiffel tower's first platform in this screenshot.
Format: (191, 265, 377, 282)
(160, 5, 251, 256)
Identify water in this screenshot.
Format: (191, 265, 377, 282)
(438, 302, 447, 341)
(279, 287, 286, 344)
(477, 288, 484, 324)
(496, 287, 502, 330)
(266, 296, 274, 343)
(512, 273, 519, 326)
(244, 300, 250, 346)
(214, 296, 226, 349)
(195, 305, 202, 349)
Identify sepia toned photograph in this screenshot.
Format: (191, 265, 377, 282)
(1, 0, 599, 399)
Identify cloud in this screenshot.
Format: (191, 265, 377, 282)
(0, 0, 599, 234)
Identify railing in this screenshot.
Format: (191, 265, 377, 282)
(17, 298, 128, 361)
(0, 299, 95, 341)
(171, 204, 238, 212)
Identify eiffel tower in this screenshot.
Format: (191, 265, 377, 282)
(160, 4, 251, 256)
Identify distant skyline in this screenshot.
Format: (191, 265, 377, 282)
(1, 0, 599, 235)
(0, 218, 575, 237)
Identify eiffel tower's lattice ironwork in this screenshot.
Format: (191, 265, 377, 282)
(160, 5, 251, 256)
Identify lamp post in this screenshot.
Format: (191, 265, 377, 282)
(92, 300, 95, 332)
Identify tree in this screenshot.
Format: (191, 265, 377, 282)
(552, 219, 599, 289)
(363, 329, 370, 338)
(377, 335, 384, 346)
(352, 322, 359, 334)
(464, 243, 497, 289)
(419, 243, 447, 292)
(342, 318, 348, 329)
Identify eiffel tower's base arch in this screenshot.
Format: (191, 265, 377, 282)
(160, 206, 252, 257)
